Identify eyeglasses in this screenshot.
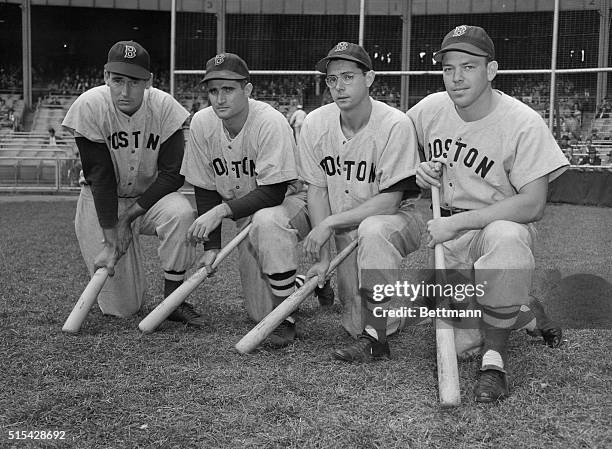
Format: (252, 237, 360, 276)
(109, 77, 145, 89)
(325, 72, 363, 88)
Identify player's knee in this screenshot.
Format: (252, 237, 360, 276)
(483, 220, 529, 245)
(358, 216, 387, 241)
(251, 206, 286, 231)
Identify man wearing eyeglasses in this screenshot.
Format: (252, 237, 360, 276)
(62, 40, 204, 327)
(295, 42, 425, 361)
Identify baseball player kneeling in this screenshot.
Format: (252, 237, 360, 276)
(181, 53, 333, 348)
(254, 42, 426, 359)
(63, 41, 203, 327)
(408, 26, 568, 403)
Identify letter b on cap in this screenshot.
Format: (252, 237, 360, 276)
(124, 45, 137, 59)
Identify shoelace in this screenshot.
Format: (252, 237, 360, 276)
(479, 370, 504, 390)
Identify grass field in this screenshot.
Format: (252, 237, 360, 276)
(1, 197, 611, 449)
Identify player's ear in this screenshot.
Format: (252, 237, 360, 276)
(486, 60, 498, 82)
(145, 73, 153, 88)
(103, 71, 111, 85)
(244, 82, 253, 97)
(365, 70, 375, 88)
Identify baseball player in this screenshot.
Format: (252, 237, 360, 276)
(62, 40, 203, 326)
(254, 42, 425, 360)
(407, 25, 568, 403)
(181, 53, 332, 347)
(289, 104, 307, 141)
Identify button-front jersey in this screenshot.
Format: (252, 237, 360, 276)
(407, 91, 569, 210)
(297, 98, 420, 214)
(181, 99, 298, 199)
(62, 86, 189, 197)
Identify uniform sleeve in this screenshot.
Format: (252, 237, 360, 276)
(254, 115, 298, 185)
(406, 99, 428, 162)
(137, 129, 185, 210)
(509, 120, 570, 191)
(377, 116, 421, 191)
(159, 94, 190, 143)
(75, 137, 118, 228)
(181, 111, 217, 190)
(61, 91, 107, 143)
(194, 186, 223, 250)
(296, 115, 327, 188)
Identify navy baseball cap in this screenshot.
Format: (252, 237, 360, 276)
(104, 40, 151, 80)
(315, 42, 373, 73)
(434, 25, 495, 62)
(202, 53, 250, 82)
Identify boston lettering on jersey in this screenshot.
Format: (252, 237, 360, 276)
(319, 155, 376, 183)
(107, 131, 161, 151)
(428, 138, 495, 179)
(211, 157, 257, 178)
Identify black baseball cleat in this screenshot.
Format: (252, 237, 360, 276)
(474, 366, 509, 403)
(315, 280, 335, 306)
(266, 319, 297, 348)
(332, 332, 390, 363)
(167, 303, 206, 328)
(527, 297, 563, 348)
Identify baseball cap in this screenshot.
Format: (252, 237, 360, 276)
(315, 42, 373, 73)
(433, 25, 495, 62)
(202, 53, 250, 83)
(104, 40, 151, 80)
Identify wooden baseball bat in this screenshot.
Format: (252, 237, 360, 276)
(431, 185, 461, 407)
(138, 223, 252, 334)
(235, 238, 358, 354)
(62, 267, 109, 333)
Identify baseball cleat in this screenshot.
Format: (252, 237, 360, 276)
(266, 319, 297, 348)
(315, 280, 335, 306)
(474, 366, 509, 403)
(527, 297, 563, 348)
(167, 302, 206, 328)
(332, 332, 390, 363)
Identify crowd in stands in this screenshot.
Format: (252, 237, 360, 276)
(0, 95, 24, 131)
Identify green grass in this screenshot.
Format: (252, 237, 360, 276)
(0, 198, 611, 449)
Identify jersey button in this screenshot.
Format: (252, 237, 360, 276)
(131, 150, 135, 154)
(449, 163, 453, 167)
(228, 146, 232, 149)
(128, 182, 132, 186)
(449, 182, 453, 187)
(236, 186, 240, 190)
(344, 190, 349, 194)
(130, 167, 134, 171)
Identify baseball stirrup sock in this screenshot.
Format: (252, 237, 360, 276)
(164, 270, 186, 298)
(267, 270, 297, 305)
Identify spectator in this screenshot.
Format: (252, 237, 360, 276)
(580, 139, 601, 165)
(571, 102, 582, 127)
(558, 135, 574, 162)
(597, 98, 611, 118)
(289, 104, 307, 140)
(48, 127, 57, 145)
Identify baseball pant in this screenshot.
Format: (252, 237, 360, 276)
(248, 193, 425, 338)
(75, 186, 197, 317)
(439, 220, 537, 356)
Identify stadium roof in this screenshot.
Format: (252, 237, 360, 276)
(0, 0, 600, 15)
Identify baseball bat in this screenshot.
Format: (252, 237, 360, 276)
(235, 238, 358, 354)
(138, 223, 252, 334)
(62, 267, 109, 334)
(431, 185, 461, 407)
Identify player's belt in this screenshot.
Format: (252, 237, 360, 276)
(440, 207, 469, 217)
